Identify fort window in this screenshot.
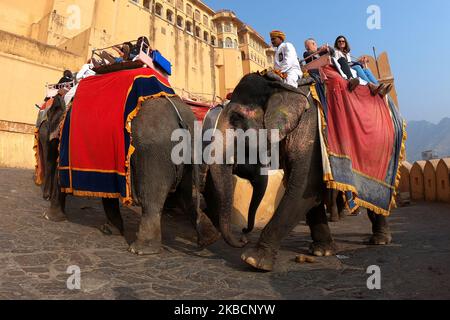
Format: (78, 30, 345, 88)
(203, 31, 209, 42)
(211, 36, 216, 46)
(195, 10, 201, 21)
(234, 39, 238, 48)
(224, 23, 232, 33)
(186, 21, 193, 33)
(225, 37, 233, 48)
(195, 26, 201, 38)
(176, 0, 184, 11)
(166, 10, 174, 23)
(186, 4, 193, 16)
(203, 15, 209, 26)
(155, 3, 163, 16)
(177, 15, 184, 28)
(143, 0, 151, 10)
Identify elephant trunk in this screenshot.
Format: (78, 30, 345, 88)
(209, 163, 248, 248)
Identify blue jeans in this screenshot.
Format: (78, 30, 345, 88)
(352, 65, 378, 84)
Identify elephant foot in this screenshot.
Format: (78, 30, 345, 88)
(43, 208, 66, 222)
(309, 241, 336, 257)
(368, 232, 392, 246)
(196, 211, 221, 248)
(241, 246, 276, 272)
(128, 239, 162, 256)
(98, 222, 124, 237)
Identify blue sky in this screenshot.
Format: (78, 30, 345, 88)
(205, 0, 450, 123)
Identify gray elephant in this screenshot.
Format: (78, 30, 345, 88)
(208, 73, 392, 271)
(201, 105, 268, 234)
(39, 95, 220, 255)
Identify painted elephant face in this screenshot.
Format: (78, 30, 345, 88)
(226, 73, 309, 142)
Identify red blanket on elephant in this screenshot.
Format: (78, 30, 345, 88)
(319, 65, 406, 216)
(58, 68, 175, 205)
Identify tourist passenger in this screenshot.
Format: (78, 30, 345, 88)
(303, 38, 334, 64)
(270, 30, 302, 88)
(58, 70, 73, 85)
(65, 59, 97, 105)
(334, 36, 392, 96)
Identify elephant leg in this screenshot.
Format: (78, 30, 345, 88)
(307, 204, 336, 257)
(243, 174, 268, 234)
(336, 191, 346, 220)
(129, 193, 167, 256)
(178, 165, 220, 249)
(44, 190, 67, 222)
(367, 210, 392, 245)
(43, 140, 66, 222)
(241, 193, 319, 272)
(99, 198, 124, 236)
(40, 138, 51, 201)
(329, 189, 340, 223)
(128, 153, 175, 255)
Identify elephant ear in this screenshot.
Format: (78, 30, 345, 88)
(264, 91, 308, 143)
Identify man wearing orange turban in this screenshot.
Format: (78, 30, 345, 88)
(270, 30, 302, 88)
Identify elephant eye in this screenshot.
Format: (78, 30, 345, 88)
(229, 111, 248, 130)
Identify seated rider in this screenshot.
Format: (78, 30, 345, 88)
(270, 30, 302, 88)
(334, 36, 392, 96)
(129, 36, 151, 61)
(58, 70, 73, 85)
(303, 38, 334, 63)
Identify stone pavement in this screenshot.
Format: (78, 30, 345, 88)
(1, 168, 450, 300)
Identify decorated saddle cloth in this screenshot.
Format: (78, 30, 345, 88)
(58, 68, 175, 205)
(315, 65, 406, 216)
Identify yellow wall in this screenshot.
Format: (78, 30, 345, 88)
(0, 1, 278, 170)
(0, 131, 35, 169)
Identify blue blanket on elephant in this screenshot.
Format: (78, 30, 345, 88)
(58, 68, 175, 205)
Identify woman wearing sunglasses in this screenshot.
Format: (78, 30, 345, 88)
(333, 35, 392, 96)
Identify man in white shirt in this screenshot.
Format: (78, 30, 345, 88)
(270, 30, 302, 88)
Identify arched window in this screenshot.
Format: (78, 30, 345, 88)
(225, 37, 233, 48)
(166, 10, 174, 23)
(203, 31, 209, 42)
(176, 15, 183, 28)
(186, 4, 193, 16)
(186, 21, 193, 33)
(233, 39, 238, 48)
(143, 0, 151, 10)
(211, 36, 216, 46)
(176, 0, 184, 11)
(195, 26, 201, 38)
(195, 9, 201, 21)
(155, 3, 162, 16)
(203, 15, 209, 26)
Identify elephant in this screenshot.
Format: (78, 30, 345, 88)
(201, 105, 269, 234)
(36, 96, 66, 201)
(326, 190, 363, 222)
(207, 72, 393, 271)
(39, 94, 220, 255)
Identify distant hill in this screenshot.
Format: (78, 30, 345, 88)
(406, 117, 450, 162)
